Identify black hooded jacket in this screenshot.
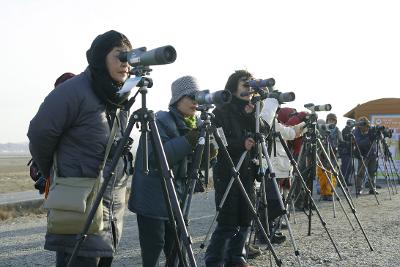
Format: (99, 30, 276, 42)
(212, 96, 258, 226)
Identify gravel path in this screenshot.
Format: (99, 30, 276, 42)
(1, 186, 399, 266)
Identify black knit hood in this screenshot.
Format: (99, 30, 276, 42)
(86, 30, 132, 108)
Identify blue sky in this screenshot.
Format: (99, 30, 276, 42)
(0, 0, 399, 143)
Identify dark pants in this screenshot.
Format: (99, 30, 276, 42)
(137, 214, 182, 267)
(340, 154, 353, 183)
(56, 251, 113, 267)
(204, 224, 249, 267)
(356, 157, 377, 191)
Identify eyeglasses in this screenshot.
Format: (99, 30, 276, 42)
(187, 94, 196, 101)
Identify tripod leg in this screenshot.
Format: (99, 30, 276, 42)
(200, 151, 247, 249)
(260, 140, 303, 266)
(149, 119, 196, 267)
(276, 132, 343, 259)
(67, 112, 139, 267)
(317, 157, 355, 230)
(317, 138, 374, 251)
(328, 146, 357, 208)
(211, 127, 283, 266)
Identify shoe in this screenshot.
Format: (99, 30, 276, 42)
(369, 189, 379, 195)
(225, 262, 250, 267)
(356, 190, 363, 195)
(271, 233, 286, 244)
(246, 244, 262, 259)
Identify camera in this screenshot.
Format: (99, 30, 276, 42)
(265, 90, 295, 103)
(119, 45, 177, 67)
(304, 103, 332, 112)
(244, 78, 276, 89)
(372, 125, 394, 138)
(317, 120, 335, 135)
(192, 90, 232, 105)
(355, 120, 369, 127)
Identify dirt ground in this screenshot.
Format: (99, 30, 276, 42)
(0, 155, 33, 193)
(1, 155, 400, 266)
(1, 183, 400, 266)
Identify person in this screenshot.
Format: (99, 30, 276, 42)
(28, 30, 133, 267)
(338, 119, 356, 186)
(128, 76, 208, 267)
(272, 107, 303, 200)
(317, 113, 342, 201)
(353, 116, 378, 195)
(286, 111, 309, 210)
(205, 70, 258, 267)
(258, 100, 304, 243)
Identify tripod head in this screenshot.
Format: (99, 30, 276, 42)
(196, 104, 215, 121)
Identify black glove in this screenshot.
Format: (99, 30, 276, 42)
(28, 159, 46, 194)
(209, 143, 218, 160)
(185, 128, 200, 150)
(34, 176, 47, 194)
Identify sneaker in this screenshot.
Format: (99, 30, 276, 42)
(246, 244, 262, 259)
(271, 233, 286, 244)
(356, 190, 363, 195)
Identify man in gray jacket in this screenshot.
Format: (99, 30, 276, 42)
(28, 30, 133, 267)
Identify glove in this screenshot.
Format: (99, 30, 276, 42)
(34, 176, 47, 194)
(28, 159, 45, 194)
(185, 128, 200, 150)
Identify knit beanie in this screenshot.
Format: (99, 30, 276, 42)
(169, 76, 200, 106)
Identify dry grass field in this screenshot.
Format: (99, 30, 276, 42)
(0, 155, 33, 193)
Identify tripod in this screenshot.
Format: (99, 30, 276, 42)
(248, 95, 302, 266)
(67, 76, 197, 267)
(351, 133, 380, 204)
(169, 105, 215, 267)
(315, 150, 355, 229)
(339, 131, 358, 196)
(375, 132, 397, 196)
(283, 112, 342, 259)
(199, 110, 283, 266)
(315, 136, 374, 251)
(380, 134, 400, 185)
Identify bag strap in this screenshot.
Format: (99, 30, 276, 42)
(53, 108, 120, 181)
(100, 108, 120, 169)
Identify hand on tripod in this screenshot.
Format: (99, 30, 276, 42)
(293, 121, 307, 138)
(185, 128, 200, 150)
